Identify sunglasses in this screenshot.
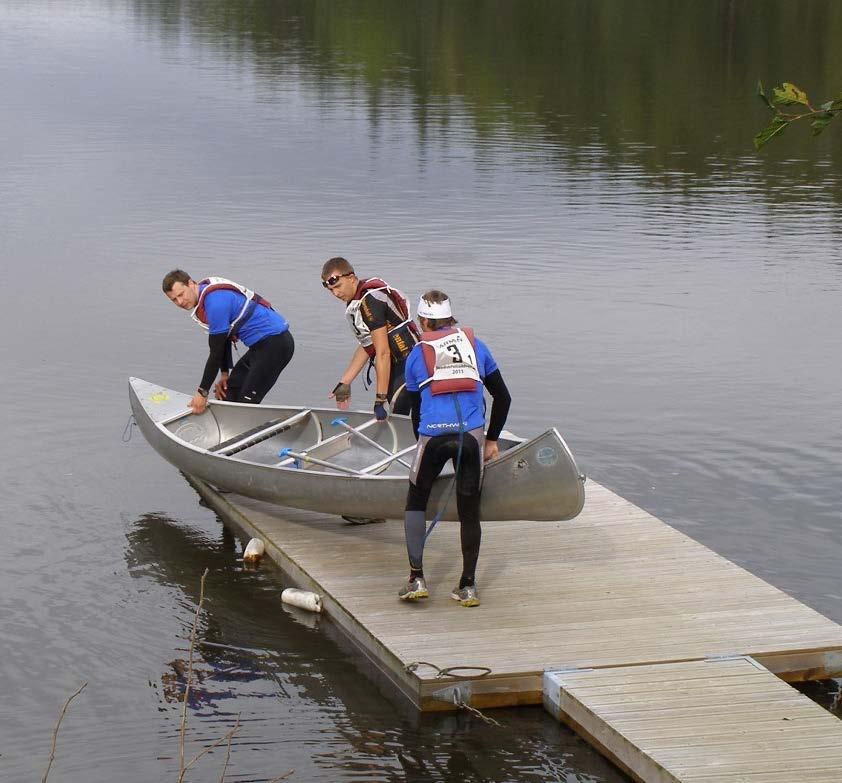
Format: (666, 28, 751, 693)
(322, 272, 353, 289)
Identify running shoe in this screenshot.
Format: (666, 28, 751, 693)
(450, 584, 480, 607)
(398, 576, 429, 601)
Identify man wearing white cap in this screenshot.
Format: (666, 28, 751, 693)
(397, 289, 511, 607)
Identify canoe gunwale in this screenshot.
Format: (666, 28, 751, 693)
(129, 377, 586, 520)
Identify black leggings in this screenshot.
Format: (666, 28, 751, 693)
(405, 429, 484, 580)
(227, 330, 294, 404)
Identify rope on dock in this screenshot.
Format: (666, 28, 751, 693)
(405, 660, 492, 678)
(404, 660, 502, 724)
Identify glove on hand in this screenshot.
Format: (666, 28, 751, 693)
(331, 382, 351, 403)
(373, 393, 389, 421)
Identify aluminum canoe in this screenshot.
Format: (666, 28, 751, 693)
(128, 377, 585, 521)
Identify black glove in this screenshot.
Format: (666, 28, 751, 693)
(331, 381, 351, 403)
(373, 393, 389, 421)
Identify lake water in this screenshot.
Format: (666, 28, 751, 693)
(2, 1, 841, 780)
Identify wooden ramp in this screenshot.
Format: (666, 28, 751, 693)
(544, 657, 842, 782)
(186, 476, 842, 780)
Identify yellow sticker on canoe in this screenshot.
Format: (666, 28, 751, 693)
(149, 391, 169, 403)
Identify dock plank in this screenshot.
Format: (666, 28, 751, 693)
(544, 658, 842, 783)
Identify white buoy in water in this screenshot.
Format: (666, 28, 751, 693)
(243, 538, 265, 565)
(281, 587, 322, 613)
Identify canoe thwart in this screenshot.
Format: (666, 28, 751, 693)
(276, 447, 363, 476)
(211, 409, 313, 456)
(331, 416, 413, 470)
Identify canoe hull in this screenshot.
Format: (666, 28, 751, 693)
(129, 377, 585, 521)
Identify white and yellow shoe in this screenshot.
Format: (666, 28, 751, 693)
(450, 584, 480, 607)
(398, 576, 429, 601)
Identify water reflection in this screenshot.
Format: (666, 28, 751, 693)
(128, 0, 842, 202)
(125, 512, 624, 781)
(3, 0, 841, 779)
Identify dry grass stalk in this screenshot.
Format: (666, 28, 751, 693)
(176, 714, 241, 778)
(175, 567, 293, 782)
(216, 713, 242, 783)
(177, 566, 209, 783)
(42, 681, 88, 783)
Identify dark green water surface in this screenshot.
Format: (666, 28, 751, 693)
(2, 1, 841, 780)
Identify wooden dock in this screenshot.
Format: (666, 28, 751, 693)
(187, 476, 842, 782)
(544, 658, 842, 782)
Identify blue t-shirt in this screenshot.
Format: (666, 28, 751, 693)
(404, 332, 498, 436)
(202, 287, 289, 347)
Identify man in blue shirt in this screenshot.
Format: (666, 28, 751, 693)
(398, 290, 511, 607)
(163, 270, 294, 415)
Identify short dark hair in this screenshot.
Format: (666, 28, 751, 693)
(321, 256, 354, 279)
(162, 269, 191, 293)
(419, 289, 457, 329)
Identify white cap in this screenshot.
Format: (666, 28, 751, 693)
(417, 295, 452, 319)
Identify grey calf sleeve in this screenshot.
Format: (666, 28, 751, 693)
(404, 510, 427, 570)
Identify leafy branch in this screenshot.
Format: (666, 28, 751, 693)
(754, 81, 842, 149)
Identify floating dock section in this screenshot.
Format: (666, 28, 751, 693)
(187, 476, 842, 782)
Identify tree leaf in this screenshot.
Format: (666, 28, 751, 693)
(756, 80, 775, 111)
(811, 113, 834, 136)
(772, 82, 809, 107)
(753, 116, 789, 150)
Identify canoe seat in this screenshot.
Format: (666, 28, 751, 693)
(210, 410, 312, 456)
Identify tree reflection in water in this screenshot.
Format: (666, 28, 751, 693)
(130, 0, 842, 206)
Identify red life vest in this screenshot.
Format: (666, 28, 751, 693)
(191, 277, 273, 340)
(345, 277, 420, 359)
(419, 327, 482, 395)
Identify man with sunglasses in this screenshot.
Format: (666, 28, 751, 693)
(162, 269, 294, 415)
(321, 257, 419, 420)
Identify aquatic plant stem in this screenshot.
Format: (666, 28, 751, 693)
(182, 718, 241, 779)
(177, 567, 209, 783)
(42, 681, 88, 783)
(216, 713, 241, 782)
(174, 568, 289, 781)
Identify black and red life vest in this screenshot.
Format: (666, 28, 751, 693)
(345, 277, 420, 360)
